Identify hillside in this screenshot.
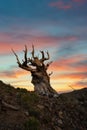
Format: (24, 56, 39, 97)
(0, 80, 87, 130)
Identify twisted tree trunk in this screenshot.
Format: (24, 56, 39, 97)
(31, 67, 57, 96)
(12, 45, 58, 96)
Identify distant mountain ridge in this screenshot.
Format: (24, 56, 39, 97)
(0, 80, 87, 130)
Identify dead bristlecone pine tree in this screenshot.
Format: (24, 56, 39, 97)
(12, 45, 58, 97)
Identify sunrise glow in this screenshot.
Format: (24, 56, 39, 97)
(0, 0, 87, 93)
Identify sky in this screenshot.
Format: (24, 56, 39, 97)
(0, 0, 87, 93)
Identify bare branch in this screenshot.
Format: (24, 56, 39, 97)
(12, 48, 36, 72)
(19, 65, 36, 72)
(28, 58, 32, 63)
(31, 44, 35, 59)
(45, 61, 53, 70)
(40, 51, 50, 62)
(22, 45, 28, 66)
(49, 71, 53, 76)
(12, 45, 58, 96)
(24, 45, 27, 62)
(12, 45, 52, 73)
(40, 51, 45, 61)
(46, 51, 50, 60)
(12, 49, 21, 65)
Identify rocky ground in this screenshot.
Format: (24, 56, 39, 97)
(0, 80, 87, 130)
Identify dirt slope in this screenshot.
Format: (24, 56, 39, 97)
(0, 80, 87, 130)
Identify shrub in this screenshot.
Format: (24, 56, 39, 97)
(29, 107, 40, 118)
(16, 88, 28, 93)
(24, 117, 40, 130)
(17, 91, 39, 109)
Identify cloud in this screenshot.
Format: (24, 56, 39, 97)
(72, 63, 87, 72)
(73, 0, 85, 3)
(49, 54, 87, 81)
(49, 0, 86, 10)
(0, 69, 29, 78)
(52, 72, 87, 80)
(31, 35, 78, 46)
(0, 32, 78, 42)
(74, 81, 87, 88)
(0, 42, 25, 55)
(49, 1, 72, 10)
(49, 53, 87, 90)
(0, 32, 79, 55)
(61, 72, 87, 79)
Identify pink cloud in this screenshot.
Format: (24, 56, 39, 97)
(0, 42, 25, 55)
(49, 54, 87, 72)
(49, 1, 72, 10)
(72, 0, 86, 6)
(76, 65, 87, 72)
(62, 5, 71, 10)
(0, 33, 78, 55)
(0, 32, 12, 40)
(31, 35, 78, 46)
(73, 0, 85, 3)
(49, 0, 86, 10)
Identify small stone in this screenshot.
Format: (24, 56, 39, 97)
(54, 126, 62, 130)
(57, 127, 62, 130)
(37, 104, 44, 109)
(24, 111, 29, 116)
(58, 119, 63, 125)
(54, 94, 59, 98)
(59, 111, 63, 119)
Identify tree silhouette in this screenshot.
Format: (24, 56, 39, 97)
(12, 45, 58, 96)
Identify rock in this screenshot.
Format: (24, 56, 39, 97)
(58, 119, 63, 125)
(37, 104, 44, 109)
(54, 94, 59, 98)
(59, 111, 63, 119)
(57, 127, 62, 130)
(54, 126, 62, 130)
(24, 111, 29, 116)
(2, 100, 20, 111)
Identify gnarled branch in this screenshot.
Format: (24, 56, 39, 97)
(12, 45, 58, 96)
(12, 47, 36, 72)
(31, 44, 35, 59)
(12, 49, 21, 65)
(40, 51, 50, 62)
(40, 51, 45, 61)
(45, 61, 53, 70)
(22, 45, 28, 67)
(49, 71, 53, 76)
(12, 45, 52, 71)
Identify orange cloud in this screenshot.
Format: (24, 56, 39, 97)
(50, 54, 87, 72)
(73, 81, 87, 89)
(62, 72, 87, 79)
(0, 69, 29, 78)
(76, 65, 87, 72)
(51, 72, 87, 84)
